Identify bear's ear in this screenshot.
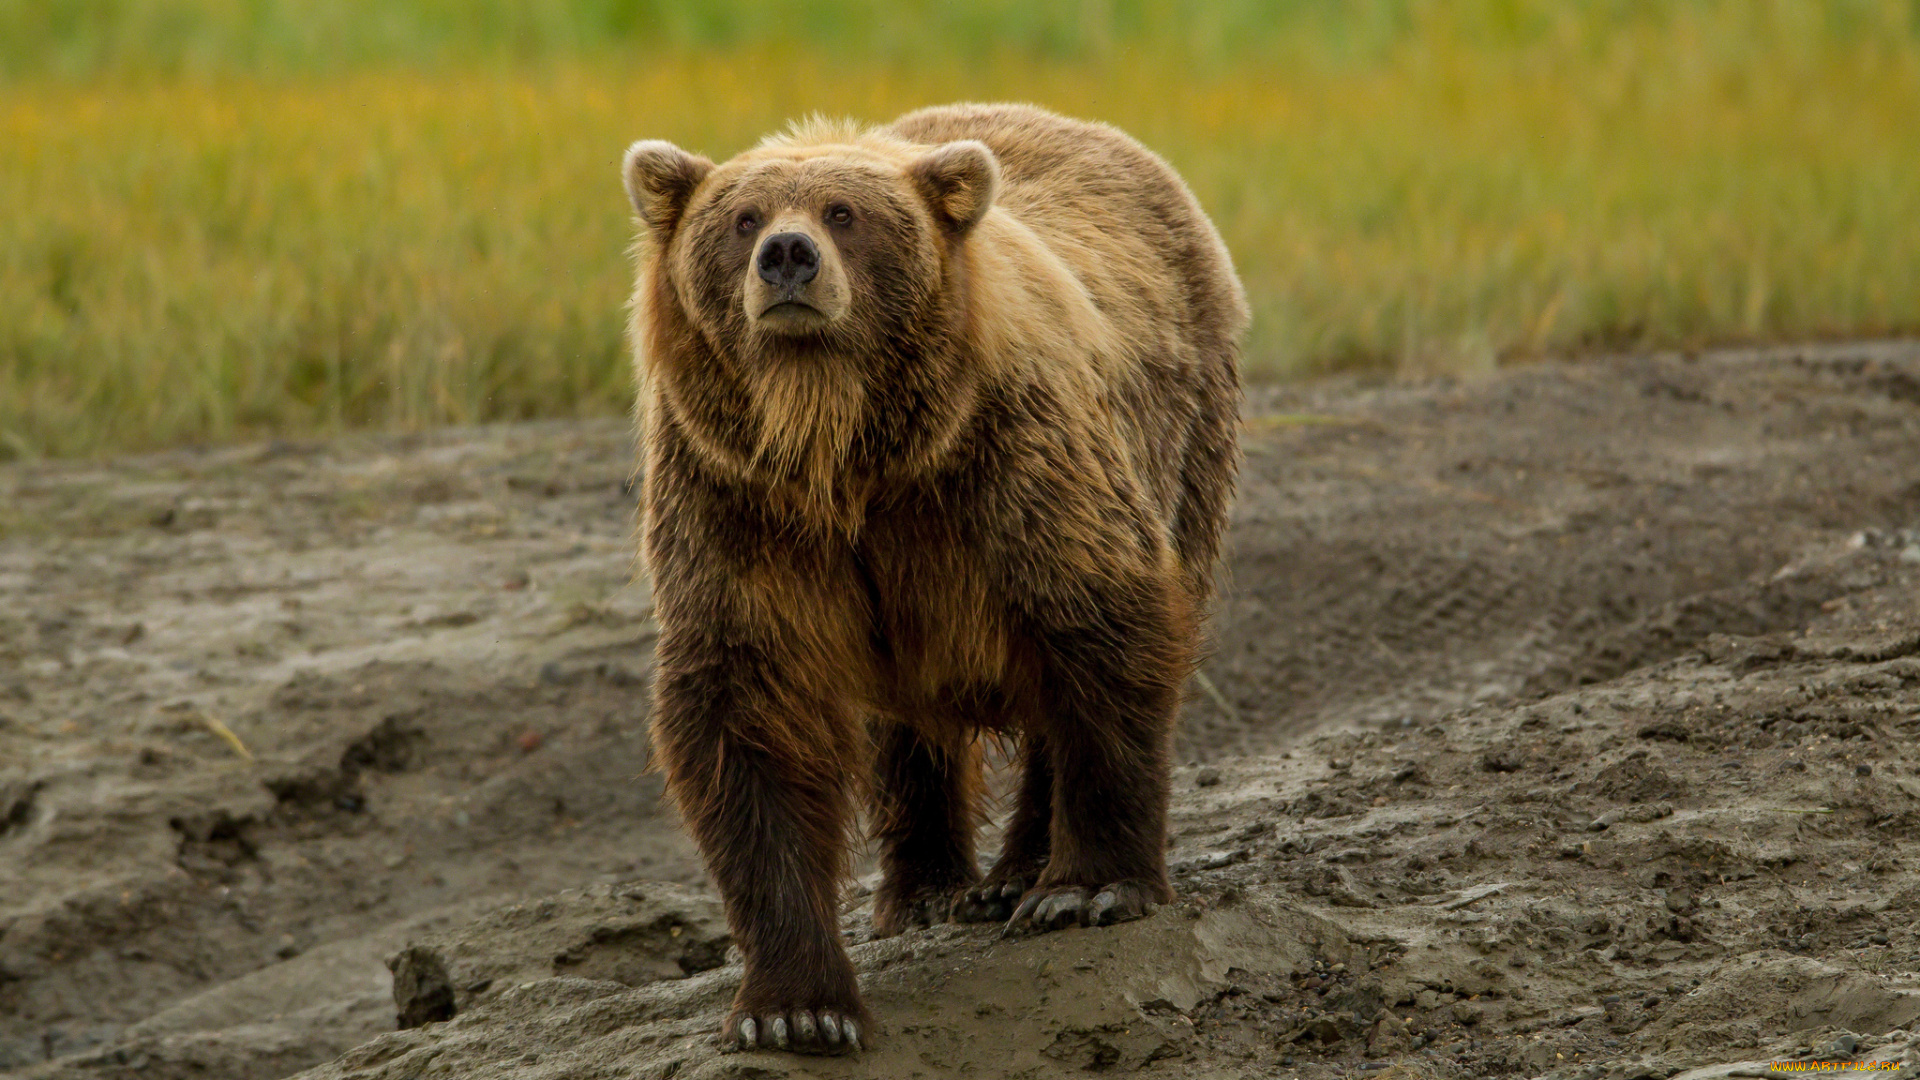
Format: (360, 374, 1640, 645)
(908, 140, 1000, 236)
(623, 140, 715, 240)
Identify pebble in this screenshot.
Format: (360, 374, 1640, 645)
(1195, 766, 1222, 787)
(1831, 1033, 1859, 1056)
(1871, 932, 1890, 945)
(1856, 764, 1874, 776)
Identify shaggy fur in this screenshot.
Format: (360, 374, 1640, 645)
(622, 103, 1247, 1054)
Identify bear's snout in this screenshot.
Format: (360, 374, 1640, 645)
(743, 217, 848, 330)
(757, 232, 820, 289)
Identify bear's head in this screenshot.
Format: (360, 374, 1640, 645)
(624, 132, 997, 353)
(622, 128, 1003, 505)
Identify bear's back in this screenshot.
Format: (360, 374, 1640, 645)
(887, 104, 1246, 592)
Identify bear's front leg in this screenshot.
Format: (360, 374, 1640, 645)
(1002, 578, 1185, 935)
(650, 642, 869, 1053)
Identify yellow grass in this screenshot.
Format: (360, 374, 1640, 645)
(4, 3, 1919, 459)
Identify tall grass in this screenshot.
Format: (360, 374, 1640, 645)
(0, 0, 1660, 77)
(3, 1, 1919, 459)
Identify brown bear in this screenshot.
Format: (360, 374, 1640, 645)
(621, 102, 1246, 1054)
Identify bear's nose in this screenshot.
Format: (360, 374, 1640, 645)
(756, 232, 820, 288)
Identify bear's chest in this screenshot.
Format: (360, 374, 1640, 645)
(854, 513, 1014, 714)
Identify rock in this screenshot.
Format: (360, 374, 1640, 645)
(1195, 766, 1222, 787)
(389, 946, 455, 1029)
(1367, 1012, 1412, 1056)
(1291, 1015, 1348, 1044)
(1325, 977, 1388, 1024)
(1451, 1000, 1482, 1026)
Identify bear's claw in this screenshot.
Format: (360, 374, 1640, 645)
(875, 888, 963, 935)
(729, 1008, 861, 1054)
(953, 874, 1037, 922)
(1000, 881, 1159, 938)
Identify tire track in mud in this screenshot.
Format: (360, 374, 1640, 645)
(1186, 343, 1920, 761)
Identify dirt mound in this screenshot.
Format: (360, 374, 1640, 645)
(385, 881, 730, 1029)
(318, 895, 1356, 1079)
(4, 342, 1920, 1078)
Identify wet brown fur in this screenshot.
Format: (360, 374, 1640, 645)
(623, 103, 1247, 1048)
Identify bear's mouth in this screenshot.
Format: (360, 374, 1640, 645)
(755, 299, 829, 330)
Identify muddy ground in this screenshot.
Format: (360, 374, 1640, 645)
(3, 342, 1919, 1080)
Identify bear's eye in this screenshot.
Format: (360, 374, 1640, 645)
(827, 204, 853, 227)
(735, 211, 760, 234)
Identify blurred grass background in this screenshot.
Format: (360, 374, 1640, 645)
(3, 1, 1918, 459)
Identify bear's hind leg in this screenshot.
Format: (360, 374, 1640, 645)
(871, 723, 980, 935)
(1002, 581, 1183, 936)
(953, 733, 1053, 921)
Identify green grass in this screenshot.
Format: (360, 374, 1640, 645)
(0, 0, 1646, 77)
(4, 1, 1919, 459)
